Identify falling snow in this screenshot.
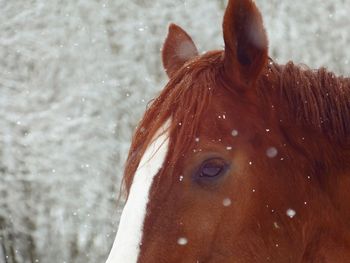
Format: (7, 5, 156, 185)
(266, 147, 278, 158)
(286, 209, 297, 218)
(0, 0, 349, 262)
(231, 129, 239, 137)
(222, 198, 232, 207)
(177, 237, 188, 246)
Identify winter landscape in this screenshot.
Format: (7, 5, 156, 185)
(0, 0, 349, 262)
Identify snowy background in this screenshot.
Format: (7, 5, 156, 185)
(0, 0, 349, 262)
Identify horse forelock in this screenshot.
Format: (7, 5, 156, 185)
(122, 51, 224, 196)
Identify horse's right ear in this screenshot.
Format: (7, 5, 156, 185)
(162, 24, 199, 78)
(223, 0, 268, 87)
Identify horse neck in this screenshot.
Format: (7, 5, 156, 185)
(260, 63, 350, 229)
(258, 64, 350, 240)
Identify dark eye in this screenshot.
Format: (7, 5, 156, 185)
(198, 158, 227, 178)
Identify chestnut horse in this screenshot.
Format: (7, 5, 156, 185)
(106, 0, 350, 262)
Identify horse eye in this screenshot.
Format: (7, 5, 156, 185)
(198, 158, 227, 178)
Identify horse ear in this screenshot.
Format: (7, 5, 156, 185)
(223, 0, 268, 87)
(162, 23, 199, 78)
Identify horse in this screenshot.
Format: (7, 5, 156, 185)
(106, 0, 350, 262)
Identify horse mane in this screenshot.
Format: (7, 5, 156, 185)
(122, 52, 350, 195)
(260, 61, 350, 143)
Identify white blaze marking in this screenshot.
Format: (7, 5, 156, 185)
(106, 121, 170, 263)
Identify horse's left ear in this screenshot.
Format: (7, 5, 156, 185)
(223, 0, 268, 87)
(162, 23, 199, 78)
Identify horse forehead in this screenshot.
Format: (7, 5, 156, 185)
(199, 97, 241, 131)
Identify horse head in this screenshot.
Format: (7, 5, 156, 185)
(107, 0, 350, 262)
